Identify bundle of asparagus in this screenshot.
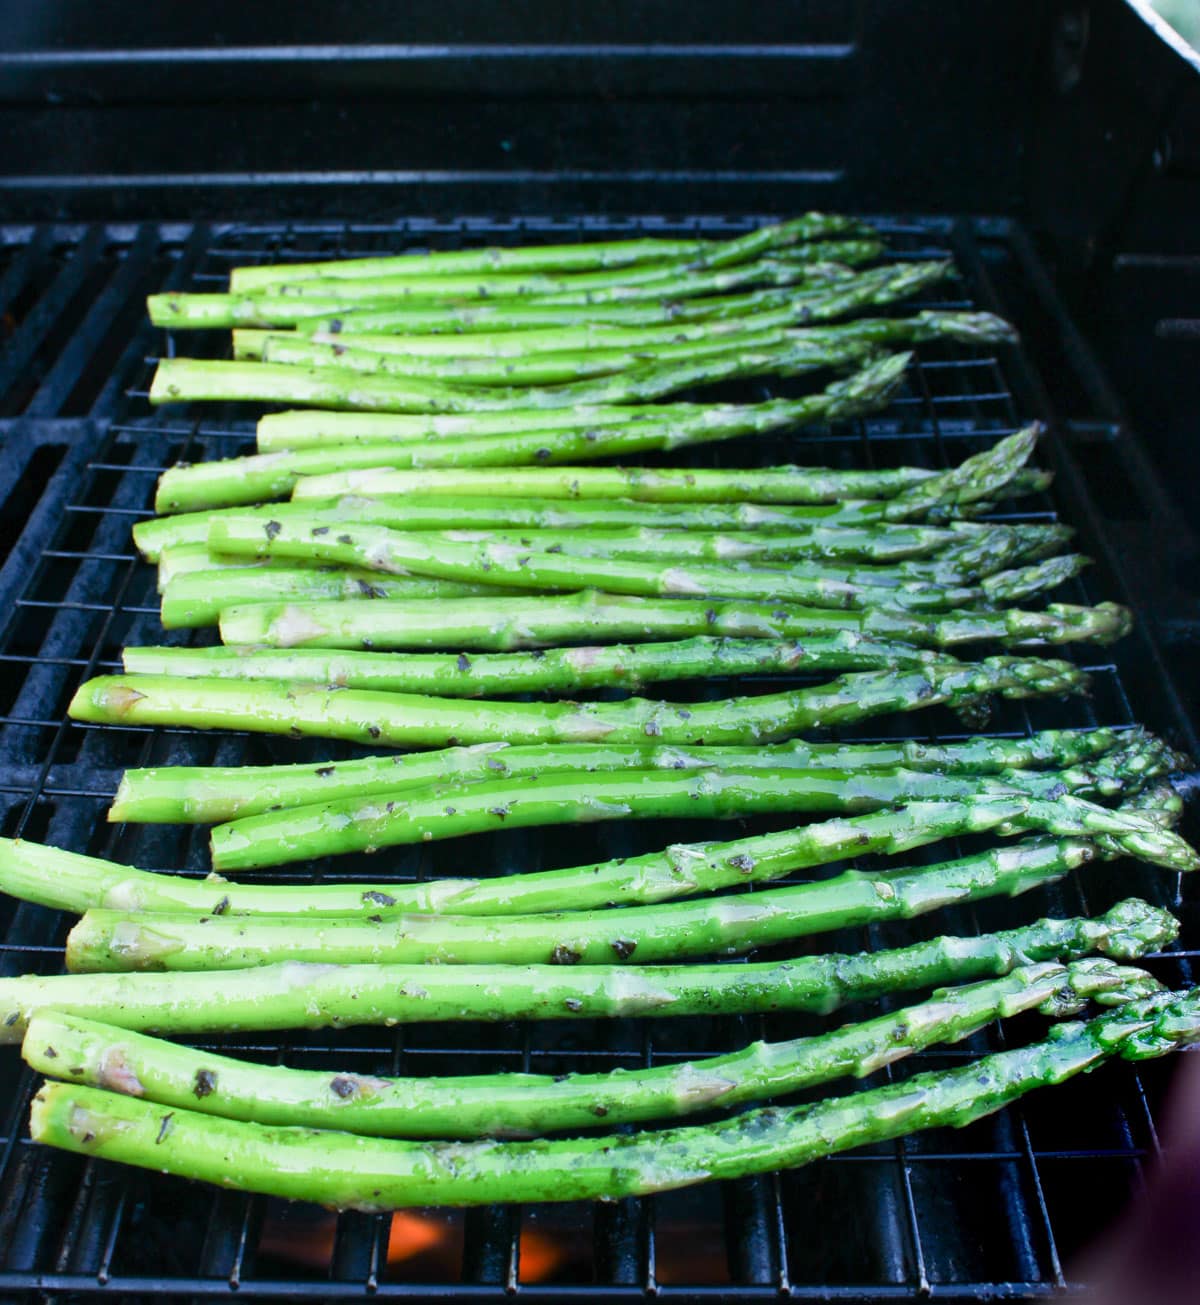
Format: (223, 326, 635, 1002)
(11, 216, 1198, 1218)
(14, 961, 1169, 1138)
(28, 985, 1200, 1208)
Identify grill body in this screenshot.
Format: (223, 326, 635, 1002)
(1, 4, 1199, 1301)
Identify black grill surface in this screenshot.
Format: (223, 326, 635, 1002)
(0, 214, 1197, 1301)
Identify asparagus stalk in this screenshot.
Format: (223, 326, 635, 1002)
(119, 623, 1045, 695)
(229, 238, 708, 291)
(241, 316, 812, 362)
(68, 657, 1089, 751)
(31, 985, 1200, 1208)
(150, 330, 884, 415)
(134, 496, 1031, 563)
(328, 245, 868, 298)
(269, 303, 1007, 367)
(205, 513, 1086, 609)
(158, 521, 1068, 586)
(0, 898, 1174, 1041)
(6, 768, 1188, 917)
(255, 312, 1007, 387)
(136, 499, 868, 562)
(204, 754, 1186, 872)
(229, 243, 883, 306)
(133, 634, 935, 692)
(152, 352, 912, 512)
(240, 252, 805, 308)
(216, 590, 1129, 652)
(288, 426, 1038, 507)
(255, 398, 787, 448)
(154, 259, 948, 334)
(104, 726, 1142, 825)
(21, 960, 1155, 1140)
(292, 260, 952, 338)
(160, 520, 1054, 603)
(66, 824, 1195, 971)
(228, 216, 874, 291)
(159, 568, 518, 629)
(258, 321, 797, 385)
(5, 803, 1175, 929)
(148, 253, 861, 333)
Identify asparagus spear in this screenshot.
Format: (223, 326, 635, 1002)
(229, 237, 710, 291)
(67, 657, 1089, 751)
(0, 899, 1174, 1041)
(255, 312, 1006, 387)
(133, 634, 933, 691)
(268, 302, 1006, 367)
(228, 216, 874, 291)
(230, 243, 883, 306)
(21, 960, 1155, 1140)
(135, 499, 865, 561)
(205, 513, 1086, 609)
(255, 398, 791, 448)
(241, 251, 824, 308)
(202, 753, 1172, 872)
(158, 518, 1060, 608)
(258, 320, 797, 385)
(150, 331, 885, 415)
(6, 758, 1187, 915)
(104, 725, 1142, 825)
(291, 260, 953, 338)
(119, 621, 1048, 694)
(8, 792, 1178, 924)
(159, 568, 518, 629)
(133, 494, 1048, 563)
(158, 521, 1068, 586)
(288, 425, 1037, 506)
(66, 824, 1196, 971)
(241, 315, 827, 362)
(148, 253, 860, 334)
(154, 260, 947, 334)
(216, 590, 1128, 652)
(152, 352, 911, 511)
(31, 985, 1200, 1208)
(138, 426, 1044, 554)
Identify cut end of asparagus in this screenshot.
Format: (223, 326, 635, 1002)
(68, 678, 146, 724)
(148, 360, 186, 406)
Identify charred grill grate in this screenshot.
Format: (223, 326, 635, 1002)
(0, 214, 1196, 1301)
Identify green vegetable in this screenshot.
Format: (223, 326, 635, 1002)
(227, 215, 874, 291)
(205, 513, 1086, 610)
(203, 755, 1179, 873)
(215, 590, 1128, 652)
(153, 353, 910, 511)
(287, 425, 1037, 510)
(0, 898, 1174, 1041)
(103, 724, 1145, 824)
(21, 959, 1156, 1138)
(29, 985, 1200, 1207)
(65, 835, 1194, 971)
(68, 657, 1090, 751)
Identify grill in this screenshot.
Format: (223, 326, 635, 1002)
(2, 4, 1200, 1301)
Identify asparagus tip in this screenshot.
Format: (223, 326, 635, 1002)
(1095, 898, 1180, 959)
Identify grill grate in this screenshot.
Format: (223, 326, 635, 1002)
(0, 214, 1196, 1301)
